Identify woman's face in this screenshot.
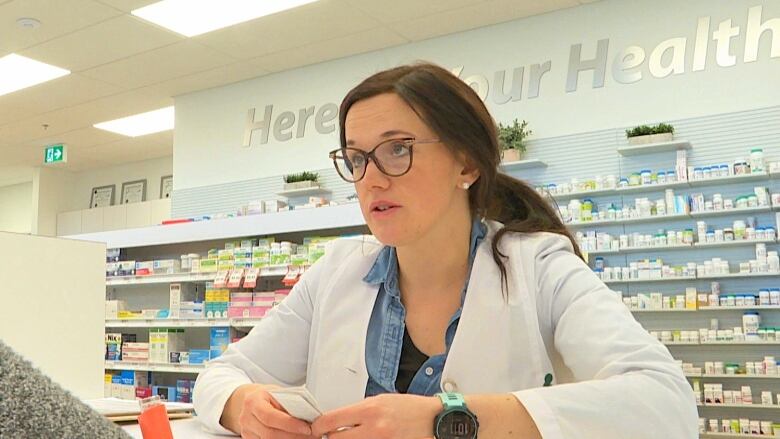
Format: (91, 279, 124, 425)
(344, 93, 475, 247)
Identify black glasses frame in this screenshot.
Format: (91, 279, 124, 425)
(328, 137, 440, 183)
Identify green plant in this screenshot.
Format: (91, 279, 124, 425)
(497, 119, 532, 152)
(283, 171, 319, 184)
(625, 123, 675, 138)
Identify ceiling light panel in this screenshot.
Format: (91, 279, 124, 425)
(94, 106, 174, 137)
(0, 54, 70, 97)
(132, 0, 319, 37)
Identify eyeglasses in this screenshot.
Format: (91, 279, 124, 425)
(328, 137, 440, 183)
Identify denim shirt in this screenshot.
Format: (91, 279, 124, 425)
(362, 217, 487, 397)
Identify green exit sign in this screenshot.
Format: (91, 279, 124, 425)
(44, 144, 67, 164)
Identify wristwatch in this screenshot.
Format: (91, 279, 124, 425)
(433, 393, 479, 439)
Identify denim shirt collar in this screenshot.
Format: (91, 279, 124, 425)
(362, 217, 487, 297)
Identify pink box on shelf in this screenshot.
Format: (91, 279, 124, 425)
(228, 306, 252, 318)
(249, 306, 271, 318)
(230, 293, 253, 302)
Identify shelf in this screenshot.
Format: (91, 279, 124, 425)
(701, 434, 773, 439)
(500, 159, 547, 171)
(104, 361, 205, 373)
(690, 206, 773, 218)
(106, 272, 216, 286)
(698, 403, 780, 410)
(666, 341, 780, 346)
(699, 306, 780, 311)
(631, 308, 696, 313)
(105, 319, 230, 328)
(604, 276, 696, 284)
(567, 212, 690, 229)
(105, 318, 265, 328)
(588, 239, 775, 256)
(276, 187, 331, 197)
(615, 180, 690, 194)
(106, 265, 290, 286)
(698, 272, 780, 280)
(694, 239, 777, 249)
(688, 172, 770, 187)
(588, 244, 693, 255)
(549, 187, 618, 201)
(547, 172, 771, 201)
(63, 203, 366, 248)
(688, 374, 780, 380)
(616, 139, 691, 156)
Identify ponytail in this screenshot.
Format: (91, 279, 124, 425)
(486, 173, 583, 295)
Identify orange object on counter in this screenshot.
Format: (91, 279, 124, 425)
(138, 397, 174, 439)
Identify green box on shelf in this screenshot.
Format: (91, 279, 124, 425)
(270, 254, 291, 266)
(291, 254, 308, 267)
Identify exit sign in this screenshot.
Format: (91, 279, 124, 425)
(44, 144, 67, 164)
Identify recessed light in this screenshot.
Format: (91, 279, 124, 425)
(132, 0, 319, 37)
(16, 17, 41, 29)
(94, 106, 175, 137)
(0, 54, 70, 97)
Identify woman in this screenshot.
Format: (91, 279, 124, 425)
(193, 62, 697, 439)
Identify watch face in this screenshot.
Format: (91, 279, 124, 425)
(437, 410, 476, 439)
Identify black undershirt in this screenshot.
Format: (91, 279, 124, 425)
(395, 328, 430, 393)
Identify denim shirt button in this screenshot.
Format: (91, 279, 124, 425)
(425, 366, 434, 376)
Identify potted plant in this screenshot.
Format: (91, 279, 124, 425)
(497, 119, 532, 162)
(625, 123, 675, 145)
(283, 171, 320, 190)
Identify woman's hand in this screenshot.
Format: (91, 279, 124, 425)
(236, 385, 316, 439)
(311, 393, 441, 439)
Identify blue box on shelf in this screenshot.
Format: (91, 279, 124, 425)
(188, 349, 210, 364)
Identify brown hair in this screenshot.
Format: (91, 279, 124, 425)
(339, 62, 583, 293)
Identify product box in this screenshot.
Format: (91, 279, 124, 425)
(218, 250, 234, 261)
(105, 300, 127, 319)
(135, 387, 152, 399)
(169, 283, 199, 319)
(135, 261, 154, 276)
(117, 261, 136, 276)
(104, 374, 114, 397)
(120, 384, 136, 400)
(111, 376, 123, 398)
(105, 333, 123, 361)
(152, 385, 177, 402)
(241, 239, 256, 249)
(176, 379, 195, 403)
(217, 260, 235, 271)
(228, 306, 252, 318)
(685, 288, 698, 309)
(210, 327, 230, 351)
(188, 349, 210, 364)
(106, 262, 120, 278)
(233, 248, 252, 259)
(106, 248, 125, 263)
(153, 259, 181, 274)
(199, 258, 218, 273)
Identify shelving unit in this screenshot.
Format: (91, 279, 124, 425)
(701, 434, 773, 439)
(106, 266, 289, 286)
(549, 153, 780, 432)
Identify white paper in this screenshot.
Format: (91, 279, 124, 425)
(268, 387, 322, 423)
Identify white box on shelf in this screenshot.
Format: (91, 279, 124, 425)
(105, 300, 127, 320)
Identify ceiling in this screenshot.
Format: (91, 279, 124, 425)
(0, 0, 599, 182)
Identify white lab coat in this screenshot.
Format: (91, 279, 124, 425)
(193, 221, 698, 438)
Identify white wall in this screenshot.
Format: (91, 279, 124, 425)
(174, 0, 780, 192)
(64, 156, 172, 212)
(0, 182, 33, 234)
(0, 232, 105, 399)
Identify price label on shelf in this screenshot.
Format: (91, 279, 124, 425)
(214, 270, 230, 288)
(244, 268, 260, 289)
(227, 269, 245, 289)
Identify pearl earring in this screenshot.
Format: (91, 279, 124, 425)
(461, 182, 471, 190)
